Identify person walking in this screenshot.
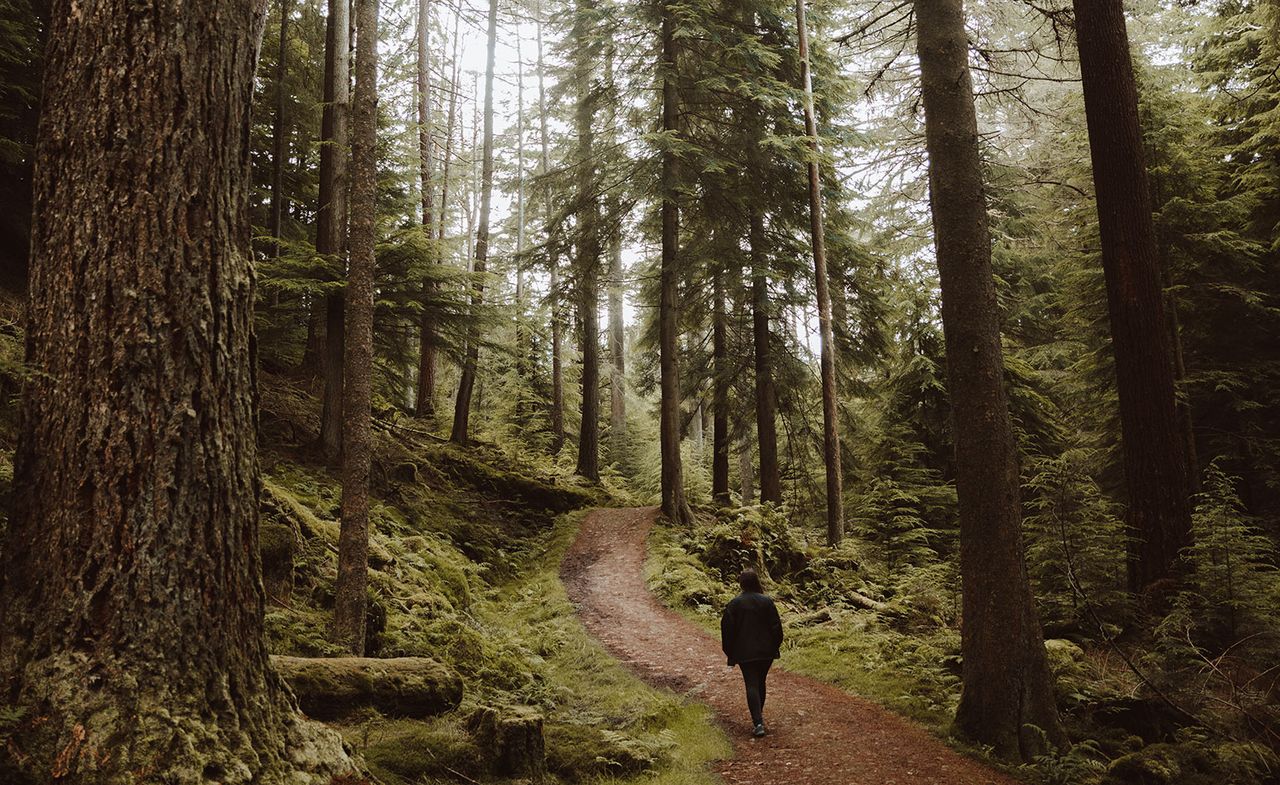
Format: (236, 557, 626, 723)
(720, 568, 783, 737)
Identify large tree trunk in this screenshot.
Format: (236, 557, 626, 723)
(572, 0, 601, 480)
(659, 0, 694, 525)
(270, 0, 293, 247)
(537, 10, 565, 453)
(1072, 0, 1193, 593)
(332, 0, 379, 656)
(795, 0, 844, 544)
(451, 0, 498, 444)
(414, 0, 437, 418)
(712, 267, 731, 505)
(0, 2, 354, 780)
(914, 0, 1065, 761)
(318, 0, 352, 464)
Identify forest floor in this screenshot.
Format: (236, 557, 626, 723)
(562, 506, 1019, 785)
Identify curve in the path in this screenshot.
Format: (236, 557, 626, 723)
(561, 506, 1020, 785)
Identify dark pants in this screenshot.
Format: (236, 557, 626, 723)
(739, 659, 772, 726)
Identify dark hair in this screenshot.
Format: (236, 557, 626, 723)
(738, 568, 763, 594)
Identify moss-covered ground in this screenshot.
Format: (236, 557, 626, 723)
(255, 374, 730, 785)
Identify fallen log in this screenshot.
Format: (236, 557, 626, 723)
(273, 655, 463, 720)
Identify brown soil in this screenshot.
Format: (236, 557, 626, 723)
(561, 506, 1021, 785)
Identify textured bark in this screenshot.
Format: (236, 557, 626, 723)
(659, 0, 694, 525)
(713, 269, 731, 505)
(1072, 0, 1193, 592)
(538, 11, 566, 453)
(913, 0, 1066, 760)
(415, 0, 437, 418)
(450, 0, 498, 444)
(0, 2, 354, 781)
(738, 438, 755, 502)
(269, 0, 292, 246)
(318, 0, 351, 464)
(795, 0, 844, 544)
(609, 236, 626, 439)
(332, 0, 378, 656)
(573, 0, 601, 481)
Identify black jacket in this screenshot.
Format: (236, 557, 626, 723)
(720, 591, 783, 666)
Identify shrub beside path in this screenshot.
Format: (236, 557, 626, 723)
(561, 506, 1021, 785)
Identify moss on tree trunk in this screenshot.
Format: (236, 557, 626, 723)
(0, 2, 355, 781)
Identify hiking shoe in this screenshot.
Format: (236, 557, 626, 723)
(752, 723, 766, 738)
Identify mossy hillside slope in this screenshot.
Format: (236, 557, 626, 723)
(255, 374, 729, 784)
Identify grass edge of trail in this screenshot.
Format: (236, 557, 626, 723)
(487, 508, 732, 785)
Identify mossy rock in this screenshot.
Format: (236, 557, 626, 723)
(544, 721, 659, 782)
(259, 521, 298, 603)
(467, 705, 547, 781)
(435, 446, 596, 513)
(1090, 696, 1189, 743)
(1044, 638, 1087, 701)
(260, 521, 298, 567)
(258, 520, 296, 602)
(273, 655, 462, 720)
(358, 717, 483, 785)
(1104, 743, 1203, 785)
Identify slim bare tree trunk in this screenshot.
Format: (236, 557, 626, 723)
(516, 31, 526, 262)
(573, 0, 601, 481)
(660, 0, 694, 524)
(332, 0, 378, 656)
(743, 79, 783, 504)
(0, 2, 354, 779)
(451, 0, 498, 444)
(606, 41, 626, 445)
(749, 219, 782, 504)
(270, 0, 293, 247)
(437, 13, 460, 244)
(537, 10, 566, 452)
(609, 229, 626, 439)
(467, 74, 479, 262)
(795, 0, 844, 544)
(1072, 0, 1193, 593)
(713, 267, 730, 505)
(913, 0, 1066, 760)
(318, 0, 352, 464)
(414, 0, 437, 418)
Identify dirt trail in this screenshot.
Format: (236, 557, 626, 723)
(561, 506, 1020, 785)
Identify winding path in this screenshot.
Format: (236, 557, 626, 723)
(561, 506, 1020, 785)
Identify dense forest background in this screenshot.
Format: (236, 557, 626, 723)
(0, 0, 1279, 783)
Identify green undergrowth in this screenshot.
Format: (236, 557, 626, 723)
(645, 502, 1280, 785)
(646, 507, 965, 729)
(258, 373, 728, 784)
